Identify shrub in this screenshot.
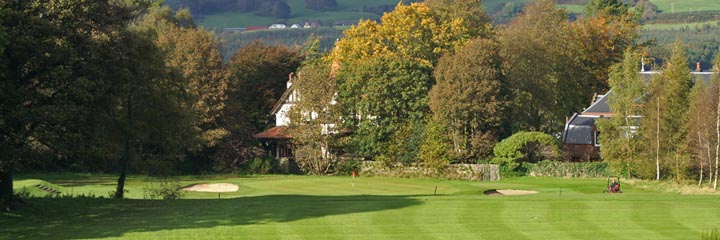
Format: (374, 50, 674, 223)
(492, 131, 560, 175)
(336, 159, 361, 175)
(247, 157, 278, 174)
(525, 161, 609, 178)
(143, 181, 185, 200)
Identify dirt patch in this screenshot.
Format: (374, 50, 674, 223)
(483, 189, 538, 196)
(181, 183, 239, 193)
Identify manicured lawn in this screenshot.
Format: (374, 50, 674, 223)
(3, 175, 720, 239)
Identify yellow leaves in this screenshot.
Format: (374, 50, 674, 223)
(331, 2, 479, 69)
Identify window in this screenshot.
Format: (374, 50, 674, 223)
(594, 131, 601, 147)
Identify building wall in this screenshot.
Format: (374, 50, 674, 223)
(563, 144, 600, 162)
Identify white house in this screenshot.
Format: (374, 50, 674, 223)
(269, 24, 287, 29)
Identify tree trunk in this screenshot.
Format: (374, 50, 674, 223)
(114, 153, 129, 199)
(0, 168, 13, 203)
(699, 135, 704, 187)
(115, 92, 134, 199)
(708, 142, 714, 186)
(715, 84, 720, 190)
(656, 100, 661, 180)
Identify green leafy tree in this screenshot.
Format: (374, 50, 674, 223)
(584, 0, 630, 18)
(502, 0, 591, 135)
(0, 0, 138, 202)
(685, 78, 717, 186)
(597, 49, 646, 177)
(640, 43, 694, 180)
(288, 60, 344, 174)
(271, 0, 291, 19)
(337, 57, 433, 159)
(429, 37, 507, 162)
(331, 1, 490, 164)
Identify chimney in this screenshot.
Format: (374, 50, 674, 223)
(696, 62, 701, 72)
(641, 57, 645, 72)
(287, 72, 295, 88)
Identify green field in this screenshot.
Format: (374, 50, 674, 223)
(643, 20, 719, 30)
(3, 174, 720, 239)
(199, 0, 396, 29)
(650, 0, 720, 13)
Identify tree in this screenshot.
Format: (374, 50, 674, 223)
(272, 0, 291, 19)
(584, 0, 629, 18)
(429, 37, 507, 162)
(686, 78, 716, 186)
(423, 0, 492, 39)
(501, 0, 591, 135)
(713, 51, 720, 189)
(138, 6, 230, 149)
(640, 43, 694, 180)
(305, 0, 337, 11)
(331, 2, 482, 68)
(570, 1, 641, 92)
(597, 49, 646, 177)
(502, 0, 640, 135)
(337, 56, 433, 159)
(0, 0, 138, 203)
(287, 60, 343, 174)
(330, 1, 489, 163)
(217, 41, 302, 170)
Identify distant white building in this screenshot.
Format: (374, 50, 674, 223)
(269, 24, 287, 29)
(290, 24, 302, 29)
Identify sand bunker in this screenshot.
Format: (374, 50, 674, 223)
(181, 183, 239, 193)
(483, 189, 538, 196)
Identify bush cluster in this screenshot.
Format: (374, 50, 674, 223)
(491, 131, 560, 175)
(524, 161, 610, 178)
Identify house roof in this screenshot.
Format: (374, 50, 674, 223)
(271, 84, 295, 115)
(254, 126, 291, 139)
(563, 114, 601, 145)
(583, 91, 612, 115)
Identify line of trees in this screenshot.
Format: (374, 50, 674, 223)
(288, 0, 641, 172)
(0, 1, 304, 203)
(599, 44, 720, 188)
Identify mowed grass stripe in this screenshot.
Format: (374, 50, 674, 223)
(628, 201, 694, 239)
(5, 175, 720, 239)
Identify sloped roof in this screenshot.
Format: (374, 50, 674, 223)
(563, 114, 599, 145)
(254, 126, 291, 139)
(583, 91, 612, 115)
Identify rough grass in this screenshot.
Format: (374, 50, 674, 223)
(3, 175, 720, 239)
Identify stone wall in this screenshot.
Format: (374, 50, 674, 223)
(359, 161, 500, 181)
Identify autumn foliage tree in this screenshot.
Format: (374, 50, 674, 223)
(331, 2, 490, 163)
(428, 37, 508, 163)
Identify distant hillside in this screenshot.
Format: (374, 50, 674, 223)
(188, 0, 720, 64)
